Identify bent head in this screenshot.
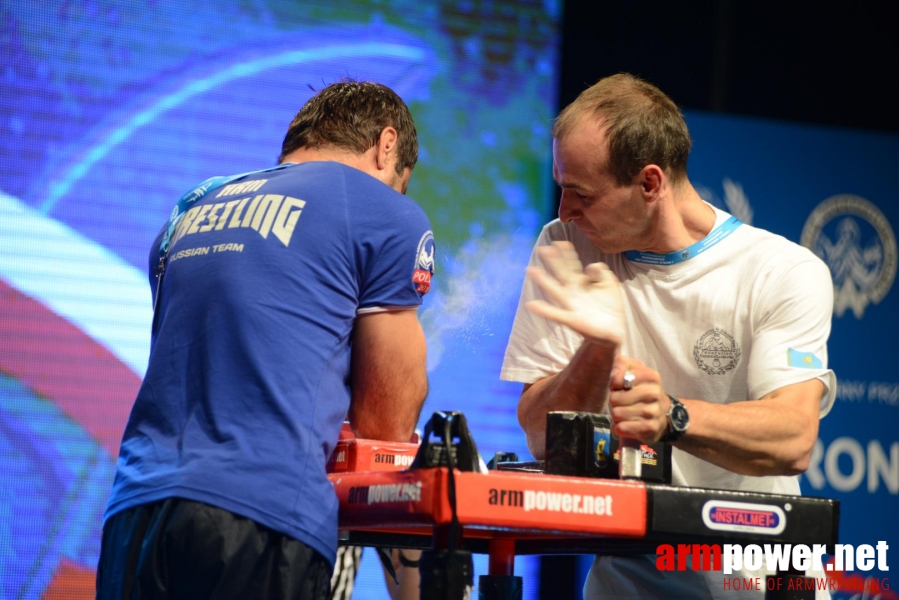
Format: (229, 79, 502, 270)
(551, 74, 692, 253)
(553, 73, 691, 187)
(552, 73, 692, 185)
(279, 80, 418, 183)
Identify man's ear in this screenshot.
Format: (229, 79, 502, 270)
(376, 126, 399, 171)
(639, 164, 664, 200)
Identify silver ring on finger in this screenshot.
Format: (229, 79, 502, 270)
(623, 370, 635, 391)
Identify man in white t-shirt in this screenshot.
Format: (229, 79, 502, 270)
(501, 73, 836, 599)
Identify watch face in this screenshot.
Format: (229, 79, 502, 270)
(671, 404, 689, 431)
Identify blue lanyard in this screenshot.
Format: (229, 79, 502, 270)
(625, 215, 742, 266)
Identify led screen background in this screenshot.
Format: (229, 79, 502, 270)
(0, 1, 559, 597)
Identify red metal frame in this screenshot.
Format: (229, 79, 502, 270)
(329, 467, 648, 575)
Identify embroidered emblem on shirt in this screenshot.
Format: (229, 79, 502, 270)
(413, 230, 435, 294)
(693, 327, 741, 375)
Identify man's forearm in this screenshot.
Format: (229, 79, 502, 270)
(350, 310, 428, 442)
(673, 379, 824, 476)
(518, 340, 617, 458)
(350, 373, 427, 442)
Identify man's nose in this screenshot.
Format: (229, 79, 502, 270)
(558, 192, 580, 223)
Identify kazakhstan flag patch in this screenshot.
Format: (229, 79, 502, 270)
(787, 348, 823, 369)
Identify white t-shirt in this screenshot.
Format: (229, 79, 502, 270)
(501, 206, 836, 599)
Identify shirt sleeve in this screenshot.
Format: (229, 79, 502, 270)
(747, 254, 837, 416)
(354, 202, 434, 314)
(500, 223, 585, 383)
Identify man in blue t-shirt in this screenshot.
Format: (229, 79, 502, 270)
(97, 81, 433, 599)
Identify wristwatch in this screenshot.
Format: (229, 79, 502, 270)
(663, 395, 689, 442)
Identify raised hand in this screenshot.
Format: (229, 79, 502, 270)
(525, 241, 625, 345)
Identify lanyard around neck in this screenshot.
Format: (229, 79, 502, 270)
(625, 215, 742, 266)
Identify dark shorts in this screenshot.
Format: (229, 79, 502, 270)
(96, 498, 331, 600)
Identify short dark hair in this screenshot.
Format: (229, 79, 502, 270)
(552, 73, 691, 185)
(279, 80, 418, 175)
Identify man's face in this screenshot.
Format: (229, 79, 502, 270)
(552, 122, 647, 254)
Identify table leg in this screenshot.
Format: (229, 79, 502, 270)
(488, 539, 516, 576)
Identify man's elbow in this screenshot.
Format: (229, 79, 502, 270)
(779, 426, 819, 476)
(352, 414, 415, 443)
(517, 402, 546, 460)
(781, 454, 811, 476)
(349, 390, 427, 443)
(782, 441, 815, 476)
(739, 425, 818, 477)
(412, 376, 430, 430)
(526, 433, 546, 461)
(516, 399, 537, 438)
(743, 449, 812, 477)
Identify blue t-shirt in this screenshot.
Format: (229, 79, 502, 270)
(105, 162, 434, 565)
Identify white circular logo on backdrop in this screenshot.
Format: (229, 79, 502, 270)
(801, 194, 897, 319)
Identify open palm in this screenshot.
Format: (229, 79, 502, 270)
(525, 241, 625, 344)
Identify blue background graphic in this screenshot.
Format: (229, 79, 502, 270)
(688, 112, 899, 583)
(2, 2, 897, 599)
(0, 1, 558, 597)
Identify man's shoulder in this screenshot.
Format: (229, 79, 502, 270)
(538, 218, 575, 240)
(271, 162, 423, 211)
(337, 164, 426, 214)
(270, 160, 378, 186)
(273, 160, 355, 186)
(734, 221, 824, 269)
(726, 222, 833, 296)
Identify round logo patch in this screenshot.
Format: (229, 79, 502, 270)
(693, 327, 741, 375)
(800, 194, 897, 319)
(413, 230, 435, 294)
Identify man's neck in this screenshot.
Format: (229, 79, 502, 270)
(281, 146, 370, 170)
(647, 183, 717, 254)
(281, 146, 405, 193)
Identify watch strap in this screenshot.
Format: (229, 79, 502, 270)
(663, 394, 687, 443)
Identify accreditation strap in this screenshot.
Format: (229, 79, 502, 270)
(625, 215, 742, 266)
